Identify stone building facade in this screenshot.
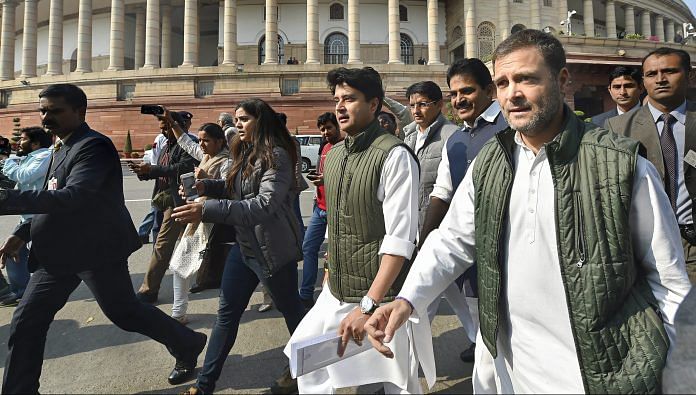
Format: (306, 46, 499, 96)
(0, 0, 694, 151)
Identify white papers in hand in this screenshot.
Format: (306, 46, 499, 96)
(289, 332, 372, 378)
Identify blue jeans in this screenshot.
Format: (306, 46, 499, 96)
(137, 207, 163, 240)
(5, 244, 30, 298)
(300, 205, 327, 300)
(196, 244, 305, 393)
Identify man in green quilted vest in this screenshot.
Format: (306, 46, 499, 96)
(365, 30, 692, 393)
(284, 67, 422, 393)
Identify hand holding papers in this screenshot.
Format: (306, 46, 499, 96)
(289, 332, 372, 378)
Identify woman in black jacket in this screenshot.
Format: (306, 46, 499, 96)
(172, 99, 305, 394)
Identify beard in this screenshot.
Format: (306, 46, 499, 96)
(503, 83, 563, 137)
(16, 148, 29, 157)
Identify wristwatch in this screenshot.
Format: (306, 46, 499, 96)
(360, 295, 379, 315)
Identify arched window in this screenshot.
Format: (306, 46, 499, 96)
(324, 32, 348, 64)
(477, 22, 496, 59)
(399, 5, 408, 22)
(400, 33, 414, 64)
(452, 26, 463, 41)
(511, 24, 526, 35)
(258, 35, 285, 64)
(330, 3, 344, 20)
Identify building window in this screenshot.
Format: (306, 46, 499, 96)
(513, 0, 523, 3)
(329, 3, 344, 20)
(324, 32, 348, 64)
(399, 5, 408, 22)
(511, 24, 526, 34)
(281, 78, 300, 95)
(543, 0, 552, 6)
(195, 80, 214, 98)
(258, 34, 285, 64)
(477, 22, 496, 59)
(400, 33, 414, 64)
(117, 83, 135, 101)
(0, 90, 9, 108)
(452, 26, 463, 41)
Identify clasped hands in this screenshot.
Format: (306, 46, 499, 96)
(339, 298, 413, 359)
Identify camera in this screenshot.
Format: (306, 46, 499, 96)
(141, 105, 164, 116)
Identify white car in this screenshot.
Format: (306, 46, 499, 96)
(296, 134, 323, 173)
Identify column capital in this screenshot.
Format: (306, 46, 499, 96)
(0, 0, 18, 6)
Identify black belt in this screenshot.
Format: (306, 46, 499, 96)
(679, 224, 696, 245)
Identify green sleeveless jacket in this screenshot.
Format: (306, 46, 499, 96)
(324, 120, 413, 303)
(472, 111, 669, 393)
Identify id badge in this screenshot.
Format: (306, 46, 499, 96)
(48, 177, 58, 191)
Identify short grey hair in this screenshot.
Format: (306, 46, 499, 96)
(218, 112, 235, 126)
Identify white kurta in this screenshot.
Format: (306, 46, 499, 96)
(285, 145, 425, 393)
(400, 132, 692, 393)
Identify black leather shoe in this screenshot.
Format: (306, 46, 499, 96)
(168, 332, 207, 385)
(459, 343, 476, 363)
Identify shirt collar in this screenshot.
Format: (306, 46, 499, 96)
(464, 101, 501, 129)
(616, 102, 640, 116)
(647, 100, 687, 125)
(27, 147, 50, 158)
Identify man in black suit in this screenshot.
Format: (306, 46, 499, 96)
(0, 84, 206, 393)
(591, 66, 644, 127)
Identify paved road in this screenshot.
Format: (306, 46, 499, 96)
(0, 172, 473, 394)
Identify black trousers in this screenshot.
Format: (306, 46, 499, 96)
(2, 262, 200, 394)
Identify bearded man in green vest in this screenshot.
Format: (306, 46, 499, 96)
(284, 67, 422, 393)
(365, 29, 692, 393)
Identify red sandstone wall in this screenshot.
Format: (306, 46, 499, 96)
(0, 93, 338, 152)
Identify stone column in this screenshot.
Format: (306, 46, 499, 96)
(464, 0, 476, 58)
(75, 0, 92, 72)
(624, 5, 635, 35)
(108, 0, 125, 70)
(665, 19, 675, 43)
(263, 0, 278, 64)
(530, 0, 541, 30)
(427, 0, 442, 65)
(46, 0, 63, 75)
(21, 0, 38, 78)
(558, 0, 568, 35)
(222, 0, 238, 65)
(161, 2, 171, 67)
(500, 0, 510, 40)
(387, 0, 401, 64)
(347, 0, 361, 64)
(305, 0, 319, 64)
(641, 10, 651, 37)
(583, 0, 594, 37)
(605, 0, 617, 38)
(181, 0, 199, 66)
(143, 0, 160, 68)
(0, 0, 16, 80)
(134, 7, 145, 69)
(655, 14, 665, 42)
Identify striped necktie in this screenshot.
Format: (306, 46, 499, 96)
(659, 113, 678, 212)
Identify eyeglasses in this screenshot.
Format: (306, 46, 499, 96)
(409, 100, 439, 110)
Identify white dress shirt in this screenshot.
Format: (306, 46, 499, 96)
(399, 132, 692, 393)
(617, 103, 640, 116)
(648, 101, 691, 225)
(430, 101, 501, 203)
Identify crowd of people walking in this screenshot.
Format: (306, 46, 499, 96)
(0, 28, 695, 394)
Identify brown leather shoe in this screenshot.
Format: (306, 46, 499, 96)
(180, 387, 201, 395)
